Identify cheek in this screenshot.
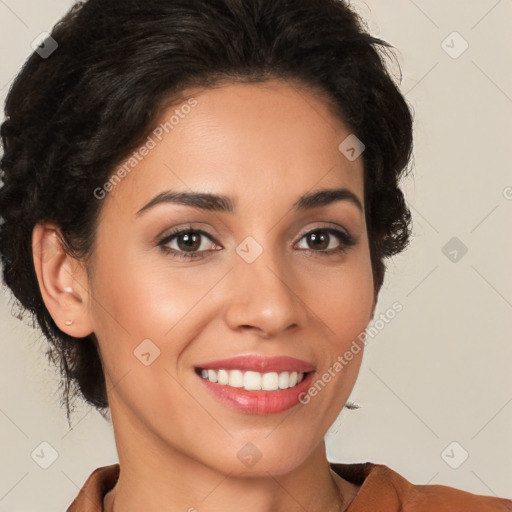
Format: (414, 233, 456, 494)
(299, 254, 372, 429)
(87, 243, 231, 381)
(90, 246, 200, 337)
(302, 251, 374, 345)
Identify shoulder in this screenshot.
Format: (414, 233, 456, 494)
(330, 461, 512, 511)
(66, 463, 120, 512)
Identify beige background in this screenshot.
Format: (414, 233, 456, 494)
(1, 0, 511, 510)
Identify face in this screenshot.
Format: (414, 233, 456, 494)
(78, 80, 375, 475)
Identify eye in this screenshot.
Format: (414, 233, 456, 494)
(157, 227, 220, 260)
(295, 227, 355, 256)
(157, 225, 355, 261)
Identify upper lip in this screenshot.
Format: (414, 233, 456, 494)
(195, 355, 315, 373)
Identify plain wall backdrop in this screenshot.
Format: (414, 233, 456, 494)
(1, 0, 511, 510)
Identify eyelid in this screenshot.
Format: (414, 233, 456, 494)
(157, 226, 218, 246)
(296, 222, 352, 241)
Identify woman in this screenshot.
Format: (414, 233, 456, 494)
(0, 0, 510, 510)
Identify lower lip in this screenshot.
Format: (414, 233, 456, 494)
(197, 371, 316, 414)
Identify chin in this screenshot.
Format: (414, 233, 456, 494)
(196, 434, 316, 478)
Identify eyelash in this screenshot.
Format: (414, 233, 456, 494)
(157, 225, 356, 260)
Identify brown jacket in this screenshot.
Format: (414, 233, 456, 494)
(66, 462, 512, 511)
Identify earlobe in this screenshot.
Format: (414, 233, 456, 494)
(31, 223, 94, 338)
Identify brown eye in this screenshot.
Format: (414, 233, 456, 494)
(296, 228, 355, 255)
(158, 228, 220, 260)
(305, 231, 330, 251)
(175, 232, 202, 252)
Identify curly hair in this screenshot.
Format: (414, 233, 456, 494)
(0, 0, 413, 424)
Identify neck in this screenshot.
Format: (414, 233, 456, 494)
(103, 397, 359, 512)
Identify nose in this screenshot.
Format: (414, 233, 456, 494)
(222, 250, 302, 338)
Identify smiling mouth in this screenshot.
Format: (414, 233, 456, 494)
(195, 367, 310, 392)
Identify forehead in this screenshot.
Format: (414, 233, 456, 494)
(107, 79, 364, 215)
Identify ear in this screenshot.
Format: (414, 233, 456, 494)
(32, 223, 94, 338)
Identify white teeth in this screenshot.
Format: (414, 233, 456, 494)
(228, 369, 244, 388)
(244, 371, 261, 390)
(218, 369, 229, 385)
(199, 369, 306, 391)
(278, 371, 289, 389)
(261, 372, 279, 390)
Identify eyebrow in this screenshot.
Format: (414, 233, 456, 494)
(136, 187, 363, 216)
